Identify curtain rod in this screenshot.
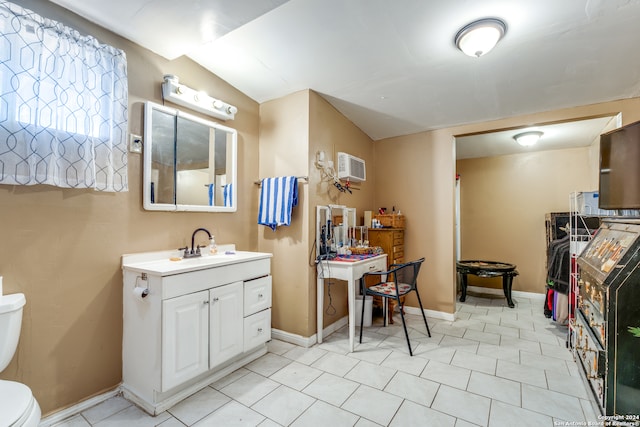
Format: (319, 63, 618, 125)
(254, 176, 309, 185)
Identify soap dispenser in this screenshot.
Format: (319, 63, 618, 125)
(209, 236, 217, 254)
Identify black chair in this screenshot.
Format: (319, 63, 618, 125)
(359, 258, 430, 356)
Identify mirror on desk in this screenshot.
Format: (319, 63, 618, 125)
(315, 205, 356, 258)
(143, 101, 237, 212)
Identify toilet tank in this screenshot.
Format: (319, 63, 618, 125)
(0, 293, 26, 372)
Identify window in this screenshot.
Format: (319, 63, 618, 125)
(0, 2, 128, 192)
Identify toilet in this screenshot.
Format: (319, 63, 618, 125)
(0, 292, 41, 426)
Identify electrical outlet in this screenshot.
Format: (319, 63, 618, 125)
(129, 134, 142, 153)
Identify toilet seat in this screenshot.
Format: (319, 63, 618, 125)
(0, 380, 41, 427)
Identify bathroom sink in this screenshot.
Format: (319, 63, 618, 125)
(122, 247, 271, 276)
(176, 252, 240, 265)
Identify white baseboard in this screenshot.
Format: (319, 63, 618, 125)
(40, 388, 121, 427)
(319, 315, 348, 339)
(271, 315, 349, 348)
(403, 306, 455, 322)
(271, 328, 316, 348)
(466, 285, 545, 300)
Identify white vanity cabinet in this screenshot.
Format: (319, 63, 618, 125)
(209, 281, 244, 368)
(162, 290, 209, 391)
(121, 250, 272, 415)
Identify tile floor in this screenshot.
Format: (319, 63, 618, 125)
(51, 294, 600, 427)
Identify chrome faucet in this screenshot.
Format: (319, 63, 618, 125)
(179, 227, 212, 258)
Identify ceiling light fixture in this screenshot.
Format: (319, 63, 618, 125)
(455, 18, 507, 58)
(513, 131, 543, 147)
(161, 75, 237, 121)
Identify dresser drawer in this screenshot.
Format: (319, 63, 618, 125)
(244, 308, 271, 351)
(244, 276, 272, 316)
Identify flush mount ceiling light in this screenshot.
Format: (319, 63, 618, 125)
(455, 18, 507, 57)
(513, 131, 543, 147)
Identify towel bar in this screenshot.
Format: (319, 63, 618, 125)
(254, 176, 308, 185)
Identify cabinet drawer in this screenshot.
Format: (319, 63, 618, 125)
(161, 258, 271, 300)
(244, 308, 271, 352)
(244, 276, 272, 316)
(393, 236, 404, 246)
(392, 230, 404, 240)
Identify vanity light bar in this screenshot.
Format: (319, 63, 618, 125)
(161, 75, 237, 121)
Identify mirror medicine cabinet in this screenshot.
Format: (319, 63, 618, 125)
(143, 101, 237, 212)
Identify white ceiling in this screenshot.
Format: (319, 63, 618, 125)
(49, 0, 640, 151)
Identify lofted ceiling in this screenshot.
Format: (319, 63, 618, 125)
(49, 0, 640, 152)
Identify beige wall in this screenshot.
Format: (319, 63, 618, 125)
(308, 91, 376, 329)
(374, 98, 640, 315)
(258, 90, 376, 337)
(373, 130, 458, 314)
(258, 91, 311, 337)
(0, 0, 260, 416)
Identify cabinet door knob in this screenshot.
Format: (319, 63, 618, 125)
(257, 327, 263, 333)
(258, 293, 263, 298)
(212, 297, 219, 302)
(203, 300, 210, 305)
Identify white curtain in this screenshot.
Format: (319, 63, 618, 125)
(0, 1, 128, 192)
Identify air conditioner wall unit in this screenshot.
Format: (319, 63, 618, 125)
(337, 152, 366, 182)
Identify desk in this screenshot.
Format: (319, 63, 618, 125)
(317, 254, 388, 352)
(457, 260, 518, 308)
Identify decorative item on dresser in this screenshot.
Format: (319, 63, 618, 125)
(373, 213, 406, 229)
(368, 227, 405, 323)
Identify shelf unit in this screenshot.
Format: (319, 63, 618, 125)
(568, 192, 601, 349)
(566, 191, 640, 415)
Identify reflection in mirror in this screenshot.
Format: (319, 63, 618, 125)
(150, 107, 176, 206)
(143, 101, 237, 212)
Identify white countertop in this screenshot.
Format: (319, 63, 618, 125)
(122, 246, 272, 276)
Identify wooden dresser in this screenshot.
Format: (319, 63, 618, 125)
(368, 228, 404, 267)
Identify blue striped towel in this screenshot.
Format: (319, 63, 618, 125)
(223, 183, 233, 207)
(258, 176, 298, 230)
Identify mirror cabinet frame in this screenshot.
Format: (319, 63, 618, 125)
(143, 101, 238, 212)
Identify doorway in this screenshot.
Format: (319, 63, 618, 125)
(453, 115, 619, 300)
